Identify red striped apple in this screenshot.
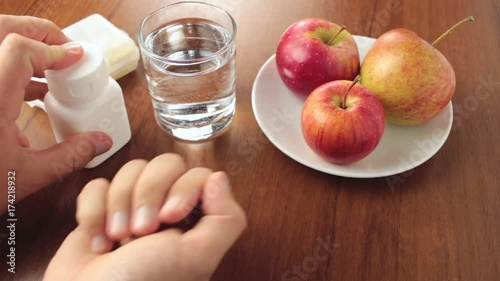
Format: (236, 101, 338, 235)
(301, 80, 385, 164)
(360, 16, 474, 125)
(276, 18, 360, 97)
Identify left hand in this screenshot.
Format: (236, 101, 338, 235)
(44, 154, 247, 281)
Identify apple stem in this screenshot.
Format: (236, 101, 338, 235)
(432, 16, 475, 46)
(327, 25, 346, 45)
(342, 76, 360, 109)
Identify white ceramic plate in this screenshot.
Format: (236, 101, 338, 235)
(251, 35, 453, 178)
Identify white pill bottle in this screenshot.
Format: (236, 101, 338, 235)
(44, 42, 132, 168)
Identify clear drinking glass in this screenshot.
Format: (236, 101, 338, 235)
(138, 1, 237, 141)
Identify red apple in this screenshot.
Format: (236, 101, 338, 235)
(301, 80, 385, 164)
(276, 18, 360, 97)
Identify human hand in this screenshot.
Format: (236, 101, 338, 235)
(44, 153, 247, 281)
(0, 15, 113, 213)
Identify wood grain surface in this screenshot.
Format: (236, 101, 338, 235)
(1, 0, 499, 280)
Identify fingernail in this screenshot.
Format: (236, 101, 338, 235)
(133, 206, 155, 231)
(95, 140, 113, 155)
(89, 132, 113, 155)
(205, 172, 231, 200)
(91, 235, 108, 253)
(109, 211, 128, 236)
(213, 172, 230, 194)
(160, 196, 182, 215)
(62, 42, 83, 54)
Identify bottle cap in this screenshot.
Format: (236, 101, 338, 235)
(63, 14, 140, 80)
(45, 41, 109, 102)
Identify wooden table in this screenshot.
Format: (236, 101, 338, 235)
(1, 0, 499, 280)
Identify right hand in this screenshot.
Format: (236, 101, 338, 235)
(0, 15, 113, 213)
(44, 153, 248, 281)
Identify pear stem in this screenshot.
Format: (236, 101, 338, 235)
(342, 76, 360, 109)
(327, 25, 346, 45)
(432, 16, 474, 46)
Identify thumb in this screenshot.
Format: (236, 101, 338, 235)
(26, 131, 113, 187)
(181, 172, 247, 274)
(0, 36, 83, 121)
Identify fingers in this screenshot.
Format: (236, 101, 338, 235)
(55, 153, 246, 281)
(22, 131, 112, 190)
(131, 154, 187, 236)
(0, 35, 83, 121)
(106, 159, 148, 240)
(105, 155, 215, 240)
(181, 172, 247, 272)
(159, 167, 213, 223)
(75, 178, 113, 253)
(0, 15, 69, 44)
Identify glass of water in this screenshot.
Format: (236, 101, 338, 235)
(138, 2, 237, 141)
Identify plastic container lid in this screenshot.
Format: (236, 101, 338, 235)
(63, 14, 140, 80)
(45, 42, 108, 102)
(28, 14, 139, 111)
